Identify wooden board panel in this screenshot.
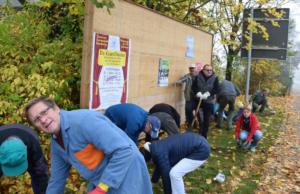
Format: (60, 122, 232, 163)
(81, 0, 213, 122)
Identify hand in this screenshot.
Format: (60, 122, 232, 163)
(203, 91, 210, 97)
(196, 92, 203, 98)
(202, 91, 210, 100)
(242, 141, 251, 149)
(201, 92, 209, 100)
(88, 186, 106, 194)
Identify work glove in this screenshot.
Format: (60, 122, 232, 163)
(242, 141, 251, 149)
(202, 91, 210, 100)
(196, 92, 203, 98)
(88, 186, 106, 194)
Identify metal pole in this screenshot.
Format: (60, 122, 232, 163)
(287, 57, 292, 96)
(245, 8, 253, 102)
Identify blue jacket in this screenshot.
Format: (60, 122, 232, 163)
(150, 133, 210, 194)
(104, 103, 148, 143)
(46, 109, 152, 194)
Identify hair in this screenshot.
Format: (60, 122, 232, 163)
(262, 88, 269, 93)
(243, 102, 252, 111)
(24, 97, 57, 124)
(203, 64, 211, 70)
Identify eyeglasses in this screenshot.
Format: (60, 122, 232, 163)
(204, 69, 213, 72)
(33, 107, 51, 124)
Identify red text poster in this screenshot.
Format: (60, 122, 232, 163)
(89, 33, 131, 110)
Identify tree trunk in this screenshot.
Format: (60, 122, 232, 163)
(225, 48, 235, 81)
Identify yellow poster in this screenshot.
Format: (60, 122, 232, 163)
(98, 49, 126, 67)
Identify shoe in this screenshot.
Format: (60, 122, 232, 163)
(250, 147, 256, 152)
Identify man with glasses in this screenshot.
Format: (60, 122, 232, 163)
(24, 97, 152, 194)
(0, 124, 49, 194)
(192, 64, 219, 138)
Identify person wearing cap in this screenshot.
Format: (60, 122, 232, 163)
(141, 133, 210, 194)
(0, 124, 49, 194)
(249, 88, 270, 113)
(24, 97, 152, 194)
(104, 103, 162, 144)
(176, 64, 198, 128)
(192, 64, 219, 138)
(235, 103, 263, 152)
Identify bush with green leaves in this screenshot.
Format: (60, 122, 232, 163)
(0, 1, 84, 125)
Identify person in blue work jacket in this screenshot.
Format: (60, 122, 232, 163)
(24, 97, 153, 194)
(142, 132, 210, 194)
(104, 103, 162, 143)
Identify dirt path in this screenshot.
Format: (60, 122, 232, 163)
(255, 96, 300, 193)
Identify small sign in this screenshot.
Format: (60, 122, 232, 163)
(157, 58, 170, 87)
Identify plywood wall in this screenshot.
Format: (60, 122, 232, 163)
(81, 0, 213, 122)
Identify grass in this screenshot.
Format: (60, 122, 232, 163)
(150, 109, 284, 194)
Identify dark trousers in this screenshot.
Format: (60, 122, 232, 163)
(217, 95, 236, 129)
(185, 100, 195, 127)
(252, 100, 267, 113)
(197, 102, 214, 138)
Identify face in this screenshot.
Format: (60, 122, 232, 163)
(202, 65, 213, 77)
(243, 109, 251, 118)
(27, 102, 61, 135)
(189, 67, 196, 76)
(262, 90, 268, 96)
(144, 122, 151, 133)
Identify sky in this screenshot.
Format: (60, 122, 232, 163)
(285, 1, 300, 95)
(285, 1, 300, 42)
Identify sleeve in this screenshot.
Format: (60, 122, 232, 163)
(177, 74, 188, 84)
(211, 76, 219, 96)
(235, 117, 242, 140)
(124, 120, 142, 144)
(249, 91, 258, 102)
(153, 153, 172, 194)
(266, 98, 269, 108)
(246, 115, 260, 142)
(151, 167, 161, 183)
(80, 113, 136, 189)
(27, 139, 49, 194)
(46, 141, 71, 194)
(235, 84, 241, 96)
(191, 76, 198, 100)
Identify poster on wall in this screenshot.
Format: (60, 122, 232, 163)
(157, 58, 170, 87)
(89, 32, 131, 110)
(185, 35, 194, 58)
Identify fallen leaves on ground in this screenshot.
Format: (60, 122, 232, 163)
(255, 95, 300, 194)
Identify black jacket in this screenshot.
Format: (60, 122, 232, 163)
(0, 124, 49, 194)
(149, 103, 181, 127)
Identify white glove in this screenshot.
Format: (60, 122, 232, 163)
(144, 142, 151, 152)
(196, 92, 203, 98)
(204, 91, 210, 97)
(202, 91, 210, 100)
